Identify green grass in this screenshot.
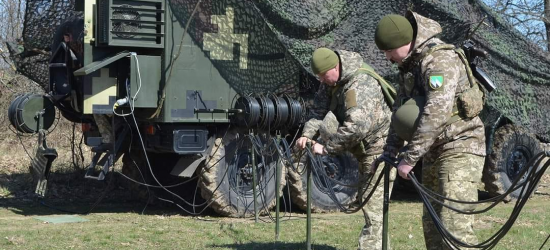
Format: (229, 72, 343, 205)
(0, 195, 549, 250)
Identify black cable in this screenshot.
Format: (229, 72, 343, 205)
(120, 111, 237, 213)
(128, 112, 227, 213)
(300, 147, 383, 213)
(270, 94, 289, 129)
(234, 95, 261, 128)
(404, 153, 546, 212)
(539, 233, 550, 250)
(382, 152, 550, 250)
(407, 158, 542, 249)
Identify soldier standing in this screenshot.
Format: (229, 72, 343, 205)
(373, 12, 486, 250)
(296, 47, 396, 250)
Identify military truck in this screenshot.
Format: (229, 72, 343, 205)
(7, 0, 550, 216)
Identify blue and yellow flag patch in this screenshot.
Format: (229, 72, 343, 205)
(429, 74, 444, 90)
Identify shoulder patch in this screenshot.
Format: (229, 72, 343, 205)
(428, 74, 444, 90)
(345, 89, 357, 109)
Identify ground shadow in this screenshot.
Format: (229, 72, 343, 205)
(210, 242, 338, 250)
(0, 170, 221, 217)
(1, 169, 502, 218)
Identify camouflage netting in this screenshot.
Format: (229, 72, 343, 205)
(7, 0, 80, 88)
(9, 0, 550, 140)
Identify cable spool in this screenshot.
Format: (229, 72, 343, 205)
(232, 96, 261, 128)
(256, 95, 275, 130)
(270, 94, 289, 130)
(8, 93, 56, 133)
(8, 94, 27, 131)
(283, 95, 303, 129)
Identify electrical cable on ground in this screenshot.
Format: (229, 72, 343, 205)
(379, 152, 550, 250)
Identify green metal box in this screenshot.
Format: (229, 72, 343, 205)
(130, 55, 160, 108)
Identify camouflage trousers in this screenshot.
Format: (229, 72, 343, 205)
(93, 114, 113, 144)
(357, 154, 396, 250)
(422, 152, 484, 250)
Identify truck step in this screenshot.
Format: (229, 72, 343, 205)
(85, 149, 113, 181)
(84, 125, 129, 180)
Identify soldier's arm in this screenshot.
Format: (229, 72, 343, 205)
(402, 50, 460, 165)
(302, 83, 331, 139)
(324, 76, 380, 154)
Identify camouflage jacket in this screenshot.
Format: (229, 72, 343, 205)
(383, 11, 486, 165)
(302, 50, 392, 157)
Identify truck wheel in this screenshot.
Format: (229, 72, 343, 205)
(483, 124, 543, 199)
(288, 152, 358, 212)
(199, 129, 285, 217)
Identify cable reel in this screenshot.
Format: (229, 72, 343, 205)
(256, 95, 276, 130)
(284, 94, 305, 129)
(232, 94, 305, 131)
(8, 93, 56, 133)
(270, 94, 289, 129)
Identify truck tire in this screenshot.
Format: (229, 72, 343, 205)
(199, 129, 285, 217)
(483, 124, 543, 199)
(288, 152, 358, 212)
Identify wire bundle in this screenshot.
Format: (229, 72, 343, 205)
(379, 152, 550, 250)
(233, 96, 261, 128)
(270, 94, 289, 129)
(232, 94, 304, 131)
(284, 95, 303, 129)
(257, 95, 276, 130)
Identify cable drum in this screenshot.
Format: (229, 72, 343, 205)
(232, 96, 261, 128)
(8, 93, 56, 133)
(284, 95, 304, 129)
(257, 95, 275, 130)
(8, 94, 27, 131)
(270, 94, 289, 129)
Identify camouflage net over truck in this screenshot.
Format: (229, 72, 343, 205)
(7, 0, 550, 212)
(9, 0, 550, 141)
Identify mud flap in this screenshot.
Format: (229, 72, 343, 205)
(32, 131, 58, 197)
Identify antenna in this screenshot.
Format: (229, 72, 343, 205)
(467, 16, 488, 40)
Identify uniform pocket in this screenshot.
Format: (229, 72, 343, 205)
(446, 154, 483, 182)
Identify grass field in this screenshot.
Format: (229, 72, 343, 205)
(1, 192, 549, 250)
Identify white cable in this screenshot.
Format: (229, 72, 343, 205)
(113, 52, 141, 117)
(130, 52, 142, 103)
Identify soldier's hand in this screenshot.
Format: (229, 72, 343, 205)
(370, 156, 383, 173)
(296, 137, 310, 149)
(397, 159, 414, 180)
(312, 143, 327, 155)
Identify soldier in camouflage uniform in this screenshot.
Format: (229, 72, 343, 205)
(374, 12, 486, 250)
(296, 47, 396, 250)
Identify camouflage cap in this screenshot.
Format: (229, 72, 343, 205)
(375, 14, 413, 50)
(311, 48, 339, 74)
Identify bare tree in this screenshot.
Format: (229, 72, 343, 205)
(0, 0, 25, 69)
(484, 0, 549, 50)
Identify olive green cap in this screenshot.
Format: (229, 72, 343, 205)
(311, 48, 339, 74)
(375, 14, 413, 50)
(392, 96, 425, 141)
